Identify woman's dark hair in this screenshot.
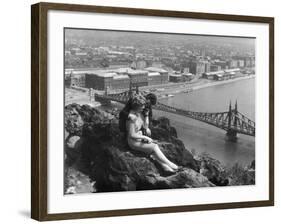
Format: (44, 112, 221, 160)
(118, 94, 146, 134)
(130, 94, 146, 110)
(123, 97, 132, 112)
(119, 98, 132, 134)
(145, 93, 157, 105)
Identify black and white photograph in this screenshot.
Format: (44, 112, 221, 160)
(64, 28, 256, 194)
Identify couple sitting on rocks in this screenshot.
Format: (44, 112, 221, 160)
(119, 93, 181, 174)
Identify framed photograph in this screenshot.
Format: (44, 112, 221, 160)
(31, 2, 274, 221)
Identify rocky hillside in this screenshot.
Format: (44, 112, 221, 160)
(64, 103, 254, 194)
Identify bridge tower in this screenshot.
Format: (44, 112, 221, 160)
(89, 88, 94, 102)
(105, 86, 110, 96)
(128, 79, 133, 98)
(226, 101, 238, 142)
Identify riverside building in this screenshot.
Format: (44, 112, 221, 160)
(82, 67, 169, 90)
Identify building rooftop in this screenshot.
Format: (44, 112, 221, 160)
(115, 67, 133, 74)
(84, 71, 117, 78)
(169, 74, 182, 77)
(96, 72, 117, 78)
(113, 74, 129, 79)
(215, 74, 224, 77)
(182, 73, 194, 76)
(204, 71, 225, 76)
(225, 68, 240, 73)
(127, 69, 148, 75)
(145, 67, 167, 73)
(148, 72, 160, 77)
(65, 68, 101, 75)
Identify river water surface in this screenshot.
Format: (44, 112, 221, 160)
(156, 78, 255, 167)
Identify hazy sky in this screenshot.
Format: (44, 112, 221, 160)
(65, 28, 255, 48)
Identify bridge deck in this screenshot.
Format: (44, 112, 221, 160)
(94, 92, 255, 137)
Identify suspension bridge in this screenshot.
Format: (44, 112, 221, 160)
(94, 88, 255, 141)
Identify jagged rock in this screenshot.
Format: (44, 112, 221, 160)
(65, 135, 84, 167)
(65, 104, 84, 136)
(157, 168, 215, 188)
(64, 104, 215, 193)
(88, 144, 214, 192)
(65, 103, 113, 136)
(250, 160, 255, 170)
(197, 153, 229, 186)
(151, 117, 178, 140)
(66, 135, 81, 149)
(226, 161, 255, 186)
(64, 166, 95, 194)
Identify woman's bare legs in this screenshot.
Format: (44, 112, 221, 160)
(128, 141, 178, 171)
(151, 145, 178, 171)
(158, 163, 175, 173)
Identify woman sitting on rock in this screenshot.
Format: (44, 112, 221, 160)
(125, 94, 179, 174)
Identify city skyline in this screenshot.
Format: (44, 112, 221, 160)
(65, 28, 255, 49)
(64, 28, 255, 84)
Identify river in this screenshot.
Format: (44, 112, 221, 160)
(99, 78, 255, 167)
(155, 78, 255, 167)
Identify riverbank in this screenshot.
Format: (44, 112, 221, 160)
(192, 75, 255, 92)
(154, 75, 255, 97)
(65, 74, 255, 106)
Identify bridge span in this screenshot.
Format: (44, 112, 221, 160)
(94, 89, 255, 141)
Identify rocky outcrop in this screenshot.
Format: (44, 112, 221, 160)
(197, 153, 229, 186)
(64, 104, 255, 193)
(226, 160, 255, 186)
(87, 141, 213, 192)
(64, 103, 225, 193)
